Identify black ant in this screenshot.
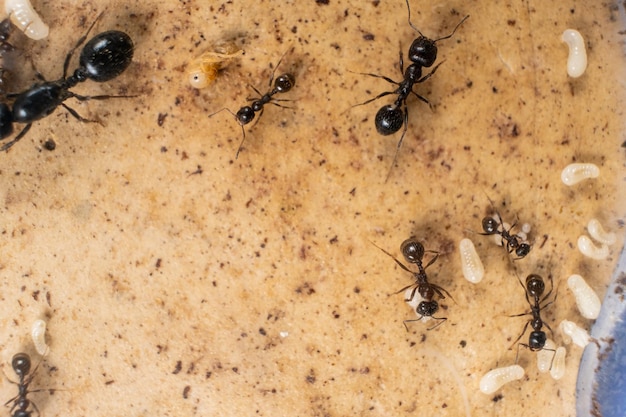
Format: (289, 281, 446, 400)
(510, 274, 557, 364)
(351, 0, 468, 180)
(209, 51, 295, 159)
(376, 238, 452, 330)
(4, 353, 41, 417)
(0, 13, 134, 151)
(480, 198, 531, 259)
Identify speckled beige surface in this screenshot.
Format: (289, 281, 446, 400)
(0, 1, 625, 416)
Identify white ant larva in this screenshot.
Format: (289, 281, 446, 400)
(479, 364, 525, 394)
(561, 29, 587, 78)
(587, 218, 616, 246)
(550, 347, 566, 380)
(559, 319, 591, 348)
(567, 274, 602, 319)
(4, 0, 49, 40)
(536, 338, 557, 373)
(459, 238, 484, 283)
(577, 235, 609, 260)
(521, 223, 531, 234)
(560, 163, 600, 186)
(31, 319, 48, 355)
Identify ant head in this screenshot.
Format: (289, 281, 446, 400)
(374, 105, 403, 136)
(236, 106, 255, 126)
(526, 274, 545, 297)
(11, 353, 31, 377)
(408, 37, 438, 67)
(79, 30, 134, 82)
(528, 331, 546, 350)
(482, 217, 499, 234)
(401, 238, 425, 263)
(274, 74, 295, 93)
(516, 243, 531, 258)
(417, 300, 438, 317)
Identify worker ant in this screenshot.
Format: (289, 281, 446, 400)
(209, 51, 295, 159)
(375, 238, 452, 330)
(0, 13, 134, 151)
(4, 353, 41, 417)
(480, 198, 531, 259)
(351, 0, 468, 180)
(510, 274, 556, 363)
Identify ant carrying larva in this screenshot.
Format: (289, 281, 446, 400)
(208, 50, 295, 159)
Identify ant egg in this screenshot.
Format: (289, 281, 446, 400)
(187, 41, 243, 89)
(587, 219, 616, 246)
(560, 163, 600, 186)
(479, 364, 525, 394)
(562, 29, 587, 78)
(4, 0, 49, 40)
(559, 319, 591, 348)
(550, 347, 566, 380)
(521, 223, 531, 234)
(577, 235, 609, 260)
(31, 319, 48, 355)
(459, 238, 484, 283)
(536, 338, 557, 373)
(567, 274, 602, 319)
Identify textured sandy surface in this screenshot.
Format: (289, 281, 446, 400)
(0, 1, 624, 416)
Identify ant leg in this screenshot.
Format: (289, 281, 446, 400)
(234, 125, 247, 159)
(349, 70, 400, 87)
(431, 283, 455, 303)
(509, 320, 530, 350)
(398, 48, 404, 74)
(61, 103, 100, 124)
(245, 84, 264, 101)
(424, 253, 439, 269)
(350, 91, 395, 110)
(384, 104, 409, 182)
(0, 124, 32, 151)
(207, 107, 236, 119)
(63, 12, 104, 78)
(416, 61, 443, 84)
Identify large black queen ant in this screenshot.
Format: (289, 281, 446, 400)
(209, 50, 295, 159)
(352, 0, 468, 180)
(375, 238, 453, 330)
(0, 13, 134, 151)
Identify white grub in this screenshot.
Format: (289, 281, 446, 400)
(536, 338, 557, 373)
(587, 219, 617, 246)
(567, 274, 602, 319)
(550, 347, 566, 380)
(459, 238, 484, 284)
(31, 319, 48, 355)
(4, 0, 49, 40)
(562, 29, 587, 78)
(561, 163, 599, 186)
(577, 235, 609, 260)
(479, 364, 525, 394)
(521, 223, 531, 234)
(559, 319, 591, 348)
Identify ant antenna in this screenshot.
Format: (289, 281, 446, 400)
(405, 0, 469, 42)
